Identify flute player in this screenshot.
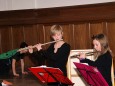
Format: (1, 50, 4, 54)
(29, 25, 71, 77)
(77, 33, 113, 86)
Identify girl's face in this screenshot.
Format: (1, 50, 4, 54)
(52, 32, 63, 41)
(93, 39, 101, 52)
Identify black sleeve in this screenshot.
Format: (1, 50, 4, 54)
(30, 50, 46, 66)
(31, 50, 46, 59)
(80, 51, 112, 68)
(80, 58, 96, 66)
(12, 52, 20, 59)
(41, 44, 53, 59)
(12, 52, 25, 61)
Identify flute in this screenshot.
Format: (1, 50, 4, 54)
(18, 39, 63, 51)
(71, 52, 95, 58)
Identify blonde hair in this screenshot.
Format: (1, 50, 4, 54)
(50, 25, 63, 36)
(92, 33, 112, 57)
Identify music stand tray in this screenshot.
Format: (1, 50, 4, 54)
(29, 66, 74, 86)
(73, 62, 109, 86)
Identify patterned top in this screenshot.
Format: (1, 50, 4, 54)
(0, 49, 18, 59)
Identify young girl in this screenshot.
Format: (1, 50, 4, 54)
(78, 33, 112, 86)
(0, 42, 29, 77)
(12, 42, 28, 77)
(30, 25, 71, 77)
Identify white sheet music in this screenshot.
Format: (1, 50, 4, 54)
(31, 65, 47, 68)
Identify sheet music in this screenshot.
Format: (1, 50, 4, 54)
(31, 65, 61, 70)
(31, 65, 47, 68)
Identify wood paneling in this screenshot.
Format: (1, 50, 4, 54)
(0, 2, 115, 25)
(37, 24, 45, 44)
(107, 22, 115, 55)
(90, 22, 104, 35)
(0, 9, 36, 25)
(11, 25, 24, 49)
(0, 2, 115, 68)
(73, 23, 90, 49)
(43, 25, 52, 49)
(23, 25, 38, 45)
(62, 24, 74, 49)
(0, 26, 12, 52)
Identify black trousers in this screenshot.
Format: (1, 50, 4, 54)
(0, 59, 11, 76)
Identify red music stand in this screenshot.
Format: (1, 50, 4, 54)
(73, 62, 109, 86)
(29, 66, 74, 86)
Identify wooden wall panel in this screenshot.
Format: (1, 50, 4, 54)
(0, 2, 115, 25)
(61, 24, 74, 49)
(89, 22, 105, 47)
(90, 22, 104, 35)
(0, 26, 12, 53)
(37, 24, 45, 44)
(23, 25, 39, 67)
(107, 22, 115, 56)
(0, 2, 115, 69)
(43, 25, 52, 49)
(73, 23, 90, 49)
(106, 22, 115, 70)
(11, 26, 24, 49)
(23, 25, 38, 45)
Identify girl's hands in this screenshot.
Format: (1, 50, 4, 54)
(28, 45, 33, 53)
(77, 52, 86, 60)
(35, 43, 42, 51)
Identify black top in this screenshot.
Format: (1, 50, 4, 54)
(12, 52, 25, 61)
(44, 43, 70, 76)
(80, 51, 112, 86)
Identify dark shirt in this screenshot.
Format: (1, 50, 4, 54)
(44, 43, 70, 76)
(80, 51, 112, 86)
(12, 52, 25, 62)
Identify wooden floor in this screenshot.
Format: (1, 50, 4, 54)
(0, 71, 45, 86)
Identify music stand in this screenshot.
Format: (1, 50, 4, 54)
(73, 62, 109, 86)
(29, 66, 74, 86)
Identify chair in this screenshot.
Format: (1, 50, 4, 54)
(67, 49, 94, 86)
(67, 49, 114, 86)
(111, 58, 114, 86)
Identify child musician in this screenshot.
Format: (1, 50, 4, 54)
(29, 25, 71, 77)
(0, 42, 29, 77)
(77, 33, 112, 86)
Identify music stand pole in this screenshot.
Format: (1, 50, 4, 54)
(29, 67, 74, 86)
(43, 68, 62, 86)
(43, 68, 74, 86)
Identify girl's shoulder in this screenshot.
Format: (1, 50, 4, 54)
(102, 51, 112, 60)
(62, 42, 70, 48)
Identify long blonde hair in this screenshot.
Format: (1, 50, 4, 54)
(92, 33, 112, 58)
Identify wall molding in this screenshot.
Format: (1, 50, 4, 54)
(0, 2, 115, 25)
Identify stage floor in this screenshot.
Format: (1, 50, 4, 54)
(0, 71, 44, 86)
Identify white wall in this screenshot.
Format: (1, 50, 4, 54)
(36, 0, 115, 8)
(0, 0, 115, 11)
(12, 0, 35, 10)
(0, 0, 36, 11)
